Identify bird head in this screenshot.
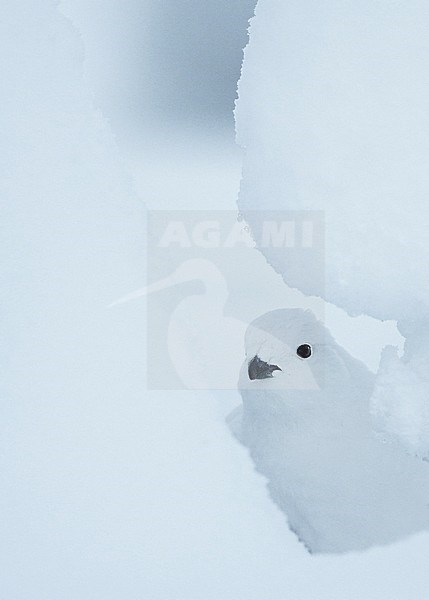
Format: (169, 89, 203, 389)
(237, 307, 375, 444)
(239, 308, 349, 394)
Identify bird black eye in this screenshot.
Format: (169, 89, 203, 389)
(296, 344, 312, 359)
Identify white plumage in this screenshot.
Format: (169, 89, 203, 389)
(232, 309, 429, 554)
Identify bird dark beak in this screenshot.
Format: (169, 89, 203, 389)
(248, 355, 281, 380)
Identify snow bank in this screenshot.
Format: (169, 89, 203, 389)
(3, 1, 429, 597)
(371, 342, 429, 459)
(236, 0, 429, 323)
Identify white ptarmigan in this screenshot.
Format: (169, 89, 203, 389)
(231, 309, 429, 554)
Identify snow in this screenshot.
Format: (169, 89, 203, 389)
(3, 0, 429, 597)
(371, 344, 429, 459)
(236, 0, 429, 324)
